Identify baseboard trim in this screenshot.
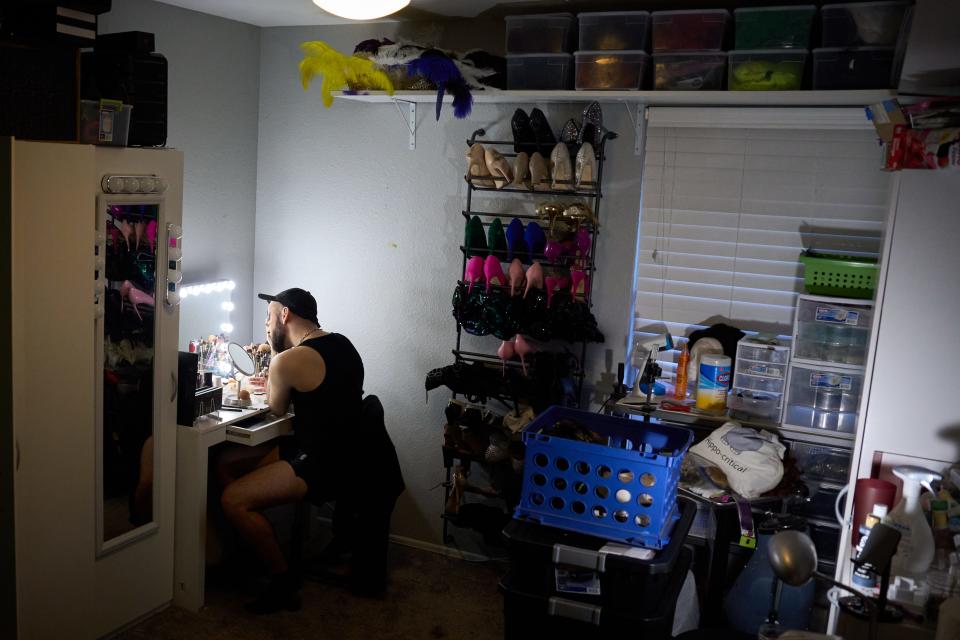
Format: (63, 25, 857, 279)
(388, 533, 489, 562)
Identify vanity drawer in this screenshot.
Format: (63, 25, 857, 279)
(225, 414, 293, 446)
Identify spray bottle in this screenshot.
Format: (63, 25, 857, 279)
(883, 465, 943, 578)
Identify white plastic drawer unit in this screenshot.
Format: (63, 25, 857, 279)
(225, 413, 293, 446)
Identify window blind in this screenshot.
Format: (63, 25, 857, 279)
(632, 120, 891, 380)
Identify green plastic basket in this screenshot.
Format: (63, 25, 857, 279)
(799, 251, 877, 299)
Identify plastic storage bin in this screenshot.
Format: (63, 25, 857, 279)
(799, 251, 878, 299)
(505, 13, 576, 54)
(794, 297, 872, 366)
(652, 9, 730, 52)
(791, 483, 845, 521)
(575, 50, 649, 90)
(789, 442, 851, 484)
(785, 405, 858, 432)
(578, 11, 650, 51)
(507, 53, 574, 90)
(812, 46, 895, 89)
(821, 1, 910, 47)
(79, 100, 131, 146)
(516, 406, 693, 549)
(503, 498, 694, 610)
(499, 548, 692, 640)
(733, 372, 786, 394)
(653, 52, 727, 90)
(734, 5, 816, 49)
(729, 389, 783, 421)
(728, 49, 807, 90)
(787, 365, 864, 412)
(737, 339, 791, 365)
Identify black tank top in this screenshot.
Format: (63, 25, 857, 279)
(289, 334, 364, 470)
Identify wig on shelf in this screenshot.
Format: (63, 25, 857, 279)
(298, 39, 503, 120)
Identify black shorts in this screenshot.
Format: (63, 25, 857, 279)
(281, 445, 331, 503)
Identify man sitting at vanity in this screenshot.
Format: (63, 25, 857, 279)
(219, 287, 402, 613)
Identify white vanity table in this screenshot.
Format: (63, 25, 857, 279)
(174, 403, 293, 611)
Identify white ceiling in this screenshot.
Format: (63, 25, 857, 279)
(152, 0, 552, 27)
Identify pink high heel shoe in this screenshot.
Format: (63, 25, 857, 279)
(483, 255, 506, 292)
(544, 239, 565, 263)
(570, 269, 589, 301)
(545, 275, 570, 308)
(514, 334, 537, 375)
(464, 256, 484, 294)
(134, 220, 146, 251)
(146, 220, 158, 254)
(523, 262, 544, 298)
(574, 227, 591, 264)
(508, 259, 525, 297)
(119, 220, 133, 251)
(497, 339, 515, 375)
(120, 280, 155, 321)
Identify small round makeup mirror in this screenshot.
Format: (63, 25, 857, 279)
(768, 530, 819, 587)
(227, 342, 256, 376)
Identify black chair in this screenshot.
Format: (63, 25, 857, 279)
(291, 394, 405, 595)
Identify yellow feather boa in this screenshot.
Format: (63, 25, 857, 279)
(299, 41, 394, 108)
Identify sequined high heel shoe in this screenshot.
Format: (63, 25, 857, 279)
(575, 143, 596, 190)
(511, 108, 537, 156)
(560, 118, 581, 159)
(578, 101, 604, 154)
(529, 108, 556, 156)
(550, 143, 573, 191)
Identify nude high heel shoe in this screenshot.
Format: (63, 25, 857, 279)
(484, 147, 513, 189)
(511, 152, 530, 189)
(550, 142, 572, 191)
(497, 339, 515, 375)
(464, 256, 484, 294)
(523, 261, 544, 298)
(508, 259, 525, 297)
(119, 219, 133, 251)
(529, 152, 549, 191)
(466, 143, 494, 187)
(575, 143, 596, 190)
(514, 334, 537, 376)
(120, 280, 155, 321)
(483, 255, 506, 292)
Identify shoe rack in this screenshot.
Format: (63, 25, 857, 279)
(441, 125, 616, 544)
(456, 126, 616, 401)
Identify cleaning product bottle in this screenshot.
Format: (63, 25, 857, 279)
(884, 465, 943, 577)
(674, 343, 689, 400)
(852, 504, 889, 595)
(696, 354, 731, 414)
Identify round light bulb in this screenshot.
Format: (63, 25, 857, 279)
(312, 0, 409, 20)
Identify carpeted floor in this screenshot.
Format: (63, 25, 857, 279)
(117, 544, 506, 640)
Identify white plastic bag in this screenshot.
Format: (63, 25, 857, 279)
(689, 422, 785, 499)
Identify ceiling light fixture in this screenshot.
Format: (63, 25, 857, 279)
(312, 0, 410, 21)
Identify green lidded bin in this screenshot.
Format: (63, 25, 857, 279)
(735, 5, 816, 50)
(799, 251, 877, 299)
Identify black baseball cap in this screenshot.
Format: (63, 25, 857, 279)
(258, 288, 318, 324)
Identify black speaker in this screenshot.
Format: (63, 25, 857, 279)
(81, 46, 168, 147)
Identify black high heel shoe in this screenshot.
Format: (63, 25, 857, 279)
(577, 101, 605, 157)
(529, 108, 556, 156)
(560, 118, 580, 160)
(511, 109, 537, 156)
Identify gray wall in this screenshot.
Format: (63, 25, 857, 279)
(100, 0, 261, 342)
(256, 24, 643, 544)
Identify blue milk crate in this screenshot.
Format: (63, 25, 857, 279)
(515, 406, 693, 549)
